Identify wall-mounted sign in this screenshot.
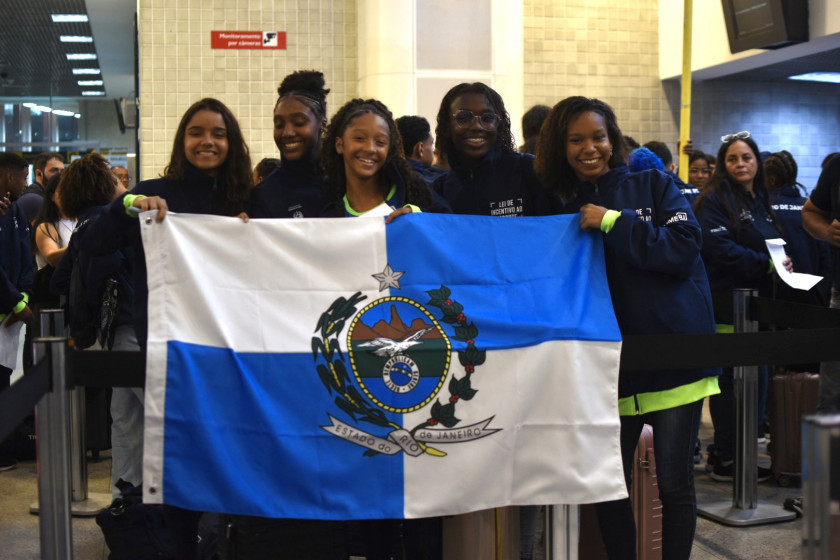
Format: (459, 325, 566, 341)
(211, 31, 287, 50)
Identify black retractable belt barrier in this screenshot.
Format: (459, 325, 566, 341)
(0, 355, 50, 444)
(69, 351, 146, 388)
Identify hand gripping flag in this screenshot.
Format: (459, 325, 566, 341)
(140, 212, 626, 519)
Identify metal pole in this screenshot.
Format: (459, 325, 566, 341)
(547, 505, 578, 560)
(678, 0, 693, 183)
(33, 337, 73, 560)
(697, 289, 795, 526)
(802, 414, 840, 560)
(31, 309, 109, 516)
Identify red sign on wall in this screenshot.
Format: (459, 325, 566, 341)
(211, 31, 287, 50)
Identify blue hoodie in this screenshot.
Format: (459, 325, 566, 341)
(553, 165, 718, 399)
(0, 203, 33, 315)
(430, 148, 549, 217)
(249, 157, 327, 218)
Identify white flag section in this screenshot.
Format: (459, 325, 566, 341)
(140, 212, 626, 520)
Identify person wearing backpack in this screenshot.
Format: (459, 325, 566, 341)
(51, 153, 137, 497)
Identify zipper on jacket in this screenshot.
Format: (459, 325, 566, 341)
(634, 394, 641, 415)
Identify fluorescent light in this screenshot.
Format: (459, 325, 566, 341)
(72, 68, 101, 75)
(66, 53, 97, 61)
(22, 102, 36, 108)
(81, 91, 105, 96)
(788, 72, 840, 84)
(60, 35, 93, 43)
(77, 80, 103, 86)
(74, 114, 81, 119)
(52, 109, 76, 117)
(51, 14, 89, 23)
(33, 105, 52, 113)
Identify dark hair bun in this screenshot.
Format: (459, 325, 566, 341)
(278, 70, 329, 99)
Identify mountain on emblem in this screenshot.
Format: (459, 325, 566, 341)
(347, 300, 451, 413)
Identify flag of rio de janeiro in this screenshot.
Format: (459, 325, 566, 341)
(140, 212, 626, 520)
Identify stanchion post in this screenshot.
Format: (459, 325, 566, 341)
(546, 505, 578, 560)
(697, 289, 795, 526)
(31, 309, 108, 517)
(802, 414, 840, 559)
(33, 337, 74, 560)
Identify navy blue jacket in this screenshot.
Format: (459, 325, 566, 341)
(430, 148, 549, 217)
(553, 166, 718, 398)
(0, 203, 34, 314)
(693, 181, 783, 301)
(51, 205, 135, 329)
(79, 164, 235, 345)
(770, 186, 832, 305)
(249, 158, 327, 218)
(407, 159, 447, 184)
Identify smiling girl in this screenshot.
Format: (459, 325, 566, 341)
(430, 82, 547, 217)
(321, 98, 445, 217)
(535, 96, 719, 560)
(250, 70, 329, 218)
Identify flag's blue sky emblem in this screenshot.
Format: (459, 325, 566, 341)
(314, 279, 500, 458)
(372, 264, 405, 291)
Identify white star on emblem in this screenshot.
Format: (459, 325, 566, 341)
(372, 264, 405, 291)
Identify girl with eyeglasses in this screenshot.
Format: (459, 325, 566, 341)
(534, 96, 718, 560)
(692, 132, 792, 484)
(430, 82, 548, 217)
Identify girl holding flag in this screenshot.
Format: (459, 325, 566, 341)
(534, 96, 719, 560)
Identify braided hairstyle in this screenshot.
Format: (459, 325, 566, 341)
(763, 150, 801, 194)
(434, 82, 515, 167)
(56, 152, 118, 219)
(321, 98, 433, 208)
(276, 70, 330, 120)
(164, 98, 252, 215)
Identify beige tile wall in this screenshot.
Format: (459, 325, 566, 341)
(523, 0, 677, 147)
(137, 0, 358, 181)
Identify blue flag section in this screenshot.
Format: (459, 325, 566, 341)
(141, 212, 627, 519)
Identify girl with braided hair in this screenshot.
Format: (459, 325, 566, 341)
(321, 97, 447, 217)
(251, 70, 330, 218)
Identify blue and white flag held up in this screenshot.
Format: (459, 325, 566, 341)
(141, 212, 626, 520)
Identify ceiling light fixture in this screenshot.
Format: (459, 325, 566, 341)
(77, 80, 104, 86)
(72, 68, 101, 75)
(788, 72, 840, 84)
(51, 14, 89, 23)
(82, 91, 105, 96)
(60, 36, 94, 43)
(33, 105, 52, 113)
(66, 53, 97, 61)
(52, 109, 76, 117)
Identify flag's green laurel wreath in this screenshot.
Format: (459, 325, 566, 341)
(312, 286, 485, 457)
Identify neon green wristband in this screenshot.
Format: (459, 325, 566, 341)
(124, 194, 146, 217)
(404, 204, 422, 214)
(12, 298, 27, 314)
(600, 210, 621, 233)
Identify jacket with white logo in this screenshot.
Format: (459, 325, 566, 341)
(552, 165, 718, 398)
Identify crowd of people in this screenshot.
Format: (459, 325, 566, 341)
(1, 68, 838, 560)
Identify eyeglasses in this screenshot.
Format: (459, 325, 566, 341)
(721, 130, 751, 143)
(689, 167, 712, 175)
(452, 110, 500, 130)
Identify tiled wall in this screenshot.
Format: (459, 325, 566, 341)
(523, 0, 677, 146)
(664, 79, 840, 193)
(137, 0, 358, 181)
